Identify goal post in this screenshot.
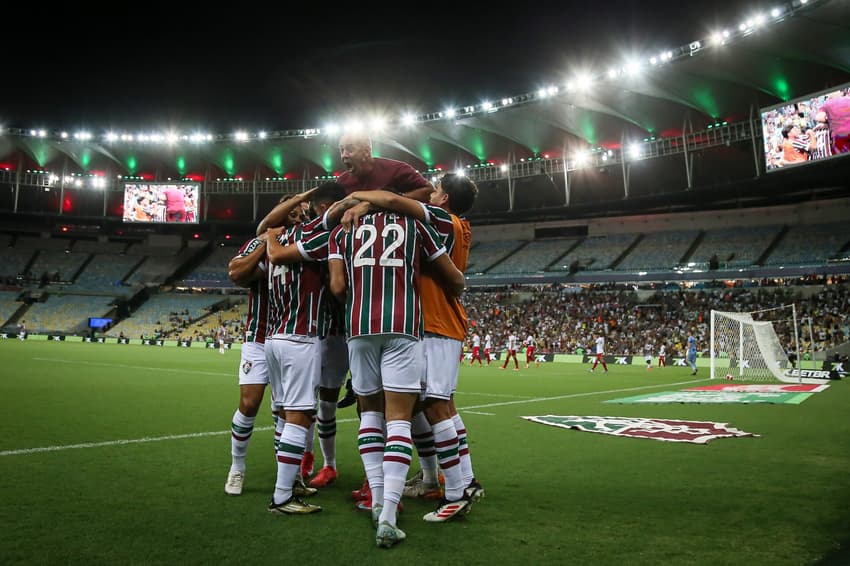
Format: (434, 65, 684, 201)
(710, 305, 825, 384)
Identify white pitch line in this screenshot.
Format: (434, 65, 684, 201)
(31, 357, 232, 378)
(1, 377, 708, 457)
(463, 411, 496, 416)
(454, 391, 533, 399)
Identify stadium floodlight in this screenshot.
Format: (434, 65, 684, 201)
(649, 56, 658, 65)
(629, 143, 641, 159)
(454, 169, 465, 177)
(575, 72, 594, 92)
(60, 132, 69, 139)
(369, 116, 387, 133)
(258, 131, 267, 139)
(624, 59, 642, 76)
(38, 129, 47, 138)
(481, 101, 492, 111)
(205, 134, 213, 141)
(344, 120, 364, 133)
(105, 132, 118, 142)
(400, 114, 415, 127)
(74, 179, 82, 187)
(445, 108, 457, 118)
(501, 98, 513, 106)
(500, 164, 509, 173)
(575, 150, 588, 166)
(771, 7, 781, 17)
(538, 88, 549, 99)
(234, 131, 249, 142)
(607, 68, 619, 79)
(753, 13, 767, 26)
(547, 86, 558, 96)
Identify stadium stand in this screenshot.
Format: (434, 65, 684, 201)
(467, 240, 525, 273)
(487, 238, 581, 274)
(616, 230, 700, 271)
(546, 233, 638, 272)
(765, 222, 850, 266)
(690, 225, 782, 269)
(28, 250, 91, 281)
(0, 290, 24, 327)
(72, 254, 143, 291)
(180, 245, 240, 286)
(24, 294, 115, 333)
(107, 292, 227, 339)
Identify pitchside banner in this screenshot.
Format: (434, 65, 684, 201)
(606, 391, 815, 404)
(206, 342, 232, 350)
(83, 337, 107, 343)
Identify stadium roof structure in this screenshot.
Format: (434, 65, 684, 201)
(1, 0, 849, 225)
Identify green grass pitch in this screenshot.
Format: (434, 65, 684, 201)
(1, 341, 848, 565)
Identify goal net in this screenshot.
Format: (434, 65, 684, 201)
(710, 306, 806, 383)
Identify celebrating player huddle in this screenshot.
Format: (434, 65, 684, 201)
(223, 134, 483, 549)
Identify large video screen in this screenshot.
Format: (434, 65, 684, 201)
(123, 182, 200, 223)
(761, 83, 850, 172)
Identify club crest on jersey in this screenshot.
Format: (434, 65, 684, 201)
(242, 361, 253, 374)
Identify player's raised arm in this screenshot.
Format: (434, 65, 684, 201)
(265, 227, 305, 266)
(255, 188, 316, 236)
(348, 190, 427, 221)
(228, 234, 267, 287)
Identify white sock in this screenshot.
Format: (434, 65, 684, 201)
(317, 400, 337, 469)
(358, 411, 385, 506)
(229, 410, 255, 472)
(432, 418, 463, 500)
(379, 420, 413, 527)
(452, 413, 475, 485)
(273, 423, 308, 505)
(411, 412, 438, 484)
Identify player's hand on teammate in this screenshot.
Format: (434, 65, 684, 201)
(341, 201, 373, 232)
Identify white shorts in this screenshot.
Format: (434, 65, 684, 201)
(320, 335, 349, 390)
(348, 335, 423, 396)
(423, 334, 462, 400)
(265, 337, 320, 411)
(238, 341, 268, 386)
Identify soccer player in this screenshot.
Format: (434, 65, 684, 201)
(644, 342, 653, 370)
(589, 334, 608, 373)
(687, 333, 698, 375)
(470, 332, 483, 366)
(262, 203, 343, 515)
(17, 320, 26, 341)
(328, 206, 465, 547)
(483, 332, 492, 365)
(500, 331, 519, 370)
(524, 334, 538, 368)
(263, 183, 355, 490)
(223, 192, 310, 497)
(344, 175, 483, 522)
(658, 344, 667, 368)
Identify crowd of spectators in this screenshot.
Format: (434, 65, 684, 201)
(462, 276, 850, 358)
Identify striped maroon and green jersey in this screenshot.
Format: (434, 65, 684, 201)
(233, 237, 269, 344)
(267, 218, 327, 337)
(328, 211, 446, 339)
(294, 217, 340, 338)
(420, 203, 457, 253)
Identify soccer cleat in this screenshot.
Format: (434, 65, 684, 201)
(422, 496, 471, 522)
(337, 380, 357, 408)
(513, 368, 519, 371)
(309, 466, 337, 488)
(351, 478, 370, 501)
(293, 476, 318, 497)
(403, 474, 442, 499)
(371, 504, 383, 527)
(301, 451, 315, 478)
(267, 496, 322, 515)
(375, 521, 406, 548)
(603, 370, 609, 373)
(465, 479, 485, 502)
(587, 368, 594, 372)
(224, 470, 244, 496)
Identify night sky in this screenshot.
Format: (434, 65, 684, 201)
(1, 0, 762, 132)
